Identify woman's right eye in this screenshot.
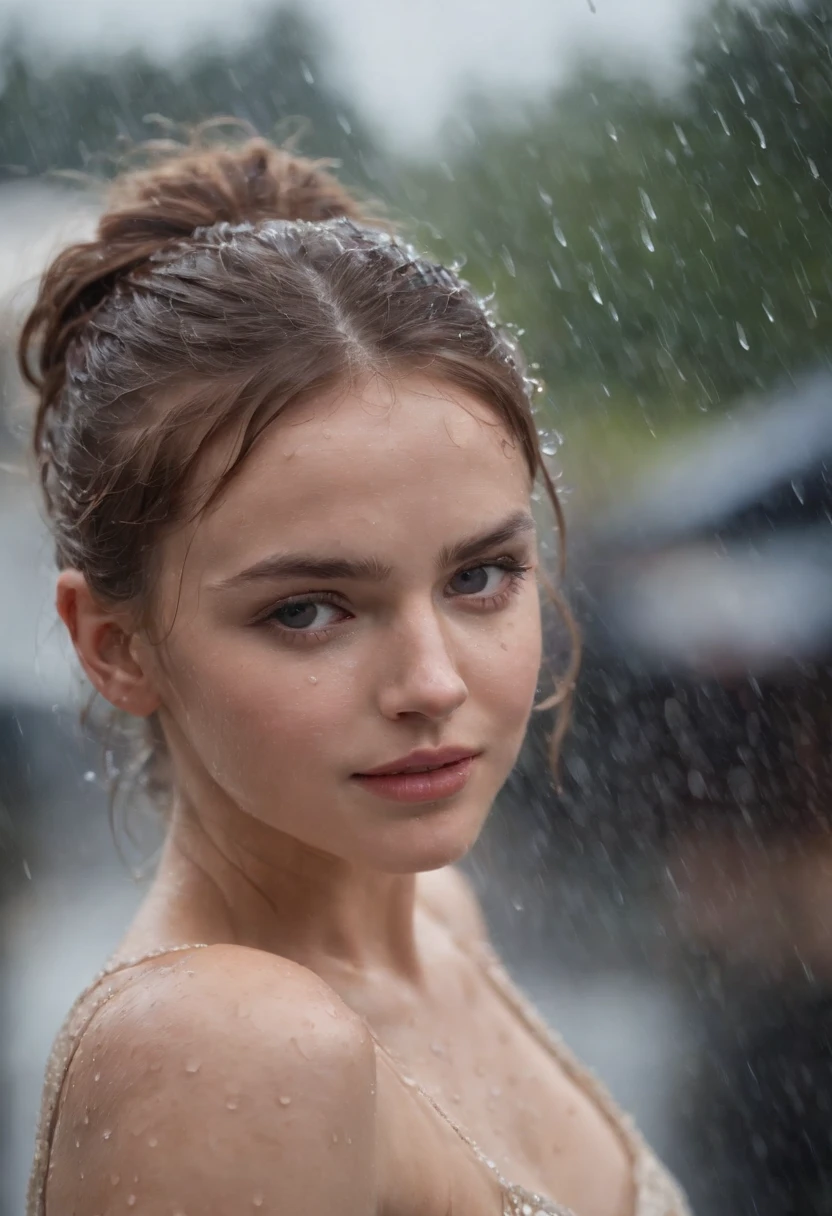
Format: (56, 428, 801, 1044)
(266, 598, 346, 633)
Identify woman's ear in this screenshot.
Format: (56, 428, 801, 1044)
(56, 570, 161, 717)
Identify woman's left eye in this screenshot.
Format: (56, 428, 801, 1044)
(448, 561, 527, 599)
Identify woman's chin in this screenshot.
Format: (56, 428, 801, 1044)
(363, 802, 488, 874)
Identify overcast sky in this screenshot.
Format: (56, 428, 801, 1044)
(0, 0, 719, 148)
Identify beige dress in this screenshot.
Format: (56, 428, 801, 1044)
(27, 938, 692, 1216)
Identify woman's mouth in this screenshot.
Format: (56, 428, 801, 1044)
(351, 755, 478, 803)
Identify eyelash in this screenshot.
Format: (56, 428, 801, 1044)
(260, 558, 532, 647)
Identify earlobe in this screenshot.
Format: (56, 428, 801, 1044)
(55, 571, 161, 717)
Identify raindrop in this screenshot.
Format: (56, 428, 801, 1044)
(809, 158, 820, 179)
(83, 771, 96, 783)
(336, 114, 352, 135)
(548, 263, 562, 288)
(605, 121, 618, 142)
(715, 109, 731, 136)
(552, 221, 568, 248)
(640, 224, 655, 253)
(589, 281, 603, 305)
(638, 188, 657, 220)
(537, 186, 552, 208)
(792, 479, 806, 505)
(608, 302, 620, 322)
(749, 118, 766, 149)
(673, 123, 690, 151)
(22, 860, 31, 880)
(737, 323, 750, 350)
(763, 301, 775, 323)
(731, 76, 746, 104)
(300, 61, 314, 85)
(500, 248, 516, 277)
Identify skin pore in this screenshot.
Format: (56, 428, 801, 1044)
(52, 372, 633, 1216)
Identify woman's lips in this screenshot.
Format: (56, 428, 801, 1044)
(351, 755, 477, 803)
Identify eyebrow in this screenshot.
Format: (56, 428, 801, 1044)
(213, 509, 536, 590)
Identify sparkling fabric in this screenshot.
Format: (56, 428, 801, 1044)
(27, 940, 691, 1216)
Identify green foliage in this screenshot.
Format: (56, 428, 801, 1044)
(0, 6, 381, 191)
(397, 0, 832, 461)
(4, 0, 832, 474)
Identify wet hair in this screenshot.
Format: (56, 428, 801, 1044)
(18, 125, 579, 805)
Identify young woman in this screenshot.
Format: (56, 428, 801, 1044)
(23, 133, 690, 1216)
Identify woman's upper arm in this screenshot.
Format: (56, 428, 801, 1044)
(47, 947, 377, 1216)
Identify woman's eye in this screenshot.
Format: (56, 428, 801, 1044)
(449, 564, 512, 597)
(270, 600, 343, 631)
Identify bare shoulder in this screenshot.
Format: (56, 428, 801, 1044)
(418, 865, 489, 945)
(49, 945, 376, 1216)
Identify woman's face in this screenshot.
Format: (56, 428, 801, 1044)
(145, 372, 543, 873)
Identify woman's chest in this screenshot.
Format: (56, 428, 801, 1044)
(357, 956, 634, 1216)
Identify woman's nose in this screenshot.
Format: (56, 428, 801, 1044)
(376, 607, 468, 722)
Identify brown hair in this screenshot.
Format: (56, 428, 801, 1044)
(19, 126, 579, 802)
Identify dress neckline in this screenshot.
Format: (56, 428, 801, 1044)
(28, 937, 688, 1216)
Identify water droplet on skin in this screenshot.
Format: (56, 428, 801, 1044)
(75, 1138, 80, 1149)
(148, 1136, 158, 1148)
(102, 1130, 112, 1141)
(185, 1060, 201, 1074)
(308, 676, 318, 684)
(127, 1197, 136, 1208)
(93, 1073, 101, 1083)
(430, 1041, 445, 1056)
(279, 1095, 292, 1106)
(490, 1086, 502, 1098)
(110, 1174, 120, 1187)
(82, 1113, 89, 1125)
(332, 1131, 339, 1144)
(252, 1194, 264, 1208)
(226, 1098, 239, 1111)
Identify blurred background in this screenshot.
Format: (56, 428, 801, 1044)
(2, 0, 832, 1212)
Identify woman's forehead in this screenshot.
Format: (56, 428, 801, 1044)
(183, 375, 531, 571)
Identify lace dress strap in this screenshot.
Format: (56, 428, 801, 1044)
(26, 943, 209, 1216)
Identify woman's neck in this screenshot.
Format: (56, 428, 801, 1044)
(133, 794, 424, 985)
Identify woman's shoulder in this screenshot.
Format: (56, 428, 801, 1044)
(50, 945, 377, 1214)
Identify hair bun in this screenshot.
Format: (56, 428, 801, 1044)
(102, 134, 372, 246)
(20, 130, 374, 403)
